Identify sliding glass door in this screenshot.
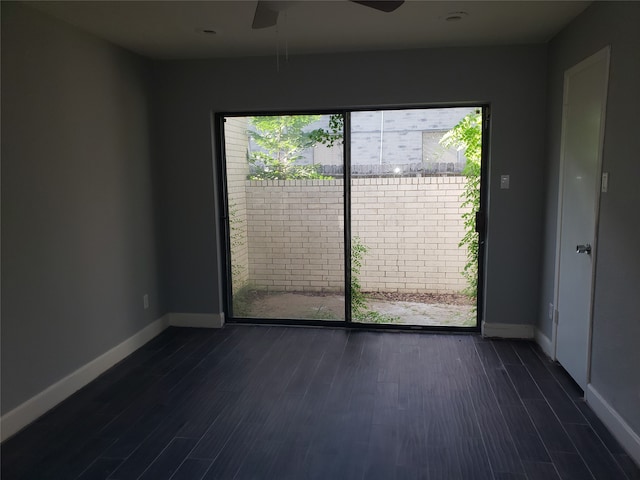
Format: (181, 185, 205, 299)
(349, 108, 480, 327)
(219, 107, 485, 329)
(222, 114, 345, 321)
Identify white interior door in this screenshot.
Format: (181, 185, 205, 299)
(555, 48, 610, 390)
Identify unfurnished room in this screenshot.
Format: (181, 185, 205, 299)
(1, 1, 639, 479)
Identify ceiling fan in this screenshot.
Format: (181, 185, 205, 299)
(252, 1, 405, 29)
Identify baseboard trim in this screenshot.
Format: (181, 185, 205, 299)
(482, 322, 534, 339)
(0, 316, 169, 442)
(534, 327, 554, 359)
(586, 384, 640, 466)
(167, 312, 224, 329)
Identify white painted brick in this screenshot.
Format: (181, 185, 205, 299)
(241, 176, 469, 294)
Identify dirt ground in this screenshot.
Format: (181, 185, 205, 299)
(239, 291, 476, 327)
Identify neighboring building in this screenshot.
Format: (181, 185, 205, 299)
(248, 107, 476, 176)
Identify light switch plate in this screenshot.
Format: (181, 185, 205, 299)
(602, 172, 609, 192)
(500, 175, 510, 189)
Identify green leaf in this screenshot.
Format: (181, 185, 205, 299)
(440, 112, 482, 300)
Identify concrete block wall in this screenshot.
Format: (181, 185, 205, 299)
(289, 109, 475, 168)
(244, 176, 469, 294)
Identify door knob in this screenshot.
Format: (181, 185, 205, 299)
(576, 244, 592, 254)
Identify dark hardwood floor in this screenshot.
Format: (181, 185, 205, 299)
(2, 325, 639, 480)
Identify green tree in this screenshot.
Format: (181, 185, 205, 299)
(440, 111, 482, 299)
(309, 114, 344, 148)
(248, 115, 336, 180)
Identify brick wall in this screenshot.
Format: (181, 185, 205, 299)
(224, 117, 250, 290)
(351, 176, 469, 293)
(243, 176, 470, 294)
(245, 180, 345, 292)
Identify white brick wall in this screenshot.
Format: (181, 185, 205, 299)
(224, 117, 250, 290)
(242, 176, 470, 294)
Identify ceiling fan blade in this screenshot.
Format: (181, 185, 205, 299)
(252, 1, 279, 29)
(351, 1, 404, 13)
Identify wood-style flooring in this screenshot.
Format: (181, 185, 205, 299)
(2, 325, 639, 480)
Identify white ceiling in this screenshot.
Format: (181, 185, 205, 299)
(29, 1, 592, 60)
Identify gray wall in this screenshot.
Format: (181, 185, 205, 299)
(538, 2, 640, 436)
(4, 0, 637, 444)
(154, 45, 548, 325)
(1, 4, 163, 414)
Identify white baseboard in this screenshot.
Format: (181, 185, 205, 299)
(586, 384, 640, 466)
(0, 316, 169, 442)
(482, 321, 534, 339)
(534, 327, 554, 359)
(167, 312, 224, 328)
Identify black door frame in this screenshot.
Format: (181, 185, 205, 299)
(215, 104, 489, 332)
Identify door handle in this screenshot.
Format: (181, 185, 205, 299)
(475, 211, 485, 234)
(576, 244, 592, 254)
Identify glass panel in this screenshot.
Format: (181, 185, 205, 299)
(224, 114, 345, 321)
(350, 108, 480, 327)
